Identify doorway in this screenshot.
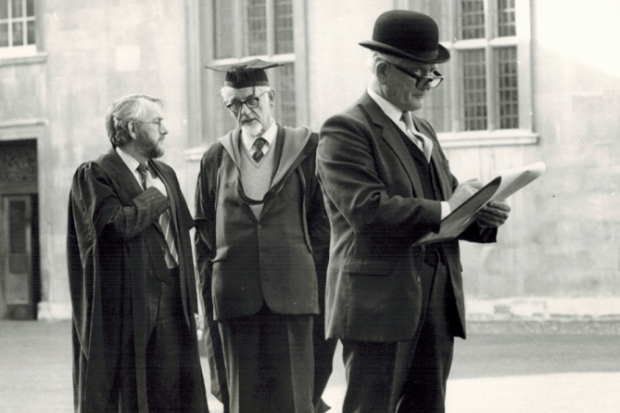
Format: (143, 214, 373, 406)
(0, 139, 40, 320)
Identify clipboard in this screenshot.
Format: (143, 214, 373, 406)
(414, 162, 546, 245)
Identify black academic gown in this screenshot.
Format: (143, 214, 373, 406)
(195, 125, 333, 412)
(66, 149, 208, 413)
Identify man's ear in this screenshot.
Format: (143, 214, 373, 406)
(127, 121, 138, 139)
(376, 61, 390, 84)
(268, 89, 276, 108)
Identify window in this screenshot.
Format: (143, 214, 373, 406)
(207, 0, 299, 140)
(0, 0, 36, 57)
(405, 0, 536, 147)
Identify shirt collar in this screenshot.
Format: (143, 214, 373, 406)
(241, 118, 277, 152)
(367, 86, 434, 161)
(367, 87, 405, 127)
(116, 146, 142, 172)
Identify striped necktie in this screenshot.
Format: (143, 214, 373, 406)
(136, 163, 148, 190)
(251, 137, 268, 162)
(159, 208, 178, 268)
(138, 164, 178, 268)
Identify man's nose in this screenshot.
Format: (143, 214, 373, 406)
(417, 80, 432, 91)
(240, 103, 253, 115)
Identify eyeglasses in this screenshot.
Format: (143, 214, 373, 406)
(140, 118, 167, 130)
(389, 63, 444, 89)
(226, 91, 269, 112)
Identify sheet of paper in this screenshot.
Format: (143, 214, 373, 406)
(489, 162, 546, 202)
(414, 162, 546, 245)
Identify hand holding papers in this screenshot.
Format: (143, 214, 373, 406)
(415, 162, 546, 245)
(448, 179, 484, 212)
(474, 200, 511, 228)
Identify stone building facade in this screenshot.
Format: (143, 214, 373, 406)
(1, 0, 619, 320)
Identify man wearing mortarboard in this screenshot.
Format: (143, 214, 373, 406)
(194, 59, 334, 413)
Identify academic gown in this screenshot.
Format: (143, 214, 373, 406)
(195, 125, 333, 412)
(66, 149, 208, 413)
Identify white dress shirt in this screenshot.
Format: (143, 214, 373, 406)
(116, 147, 168, 198)
(242, 118, 277, 157)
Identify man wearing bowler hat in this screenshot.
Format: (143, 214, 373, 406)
(195, 60, 333, 413)
(316, 10, 511, 412)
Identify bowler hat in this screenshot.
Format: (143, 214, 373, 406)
(359, 10, 450, 63)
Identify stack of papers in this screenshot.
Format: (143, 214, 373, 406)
(415, 162, 546, 245)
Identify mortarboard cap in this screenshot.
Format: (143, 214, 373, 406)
(205, 59, 283, 88)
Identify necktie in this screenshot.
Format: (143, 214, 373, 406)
(159, 209, 178, 268)
(251, 137, 268, 162)
(401, 111, 433, 162)
(137, 163, 178, 268)
(136, 163, 148, 190)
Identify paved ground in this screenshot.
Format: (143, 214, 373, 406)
(1, 320, 619, 412)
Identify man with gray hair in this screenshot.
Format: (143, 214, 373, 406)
(195, 60, 332, 413)
(67, 94, 208, 412)
(317, 10, 511, 412)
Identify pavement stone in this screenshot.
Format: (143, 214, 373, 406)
(446, 372, 620, 413)
(2, 320, 619, 413)
(320, 372, 620, 413)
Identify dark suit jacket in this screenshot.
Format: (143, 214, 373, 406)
(67, 149, 206, 412)
(316, 92, 496, 343)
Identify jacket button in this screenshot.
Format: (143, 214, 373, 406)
(257, 224, 263, 229)
(416, 276, 421, 283)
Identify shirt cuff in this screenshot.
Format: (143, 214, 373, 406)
(440, 201, 451, 220)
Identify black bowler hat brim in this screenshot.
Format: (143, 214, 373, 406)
(205, 58, 283, 88)
(360, 10, 450, 64)
(359, 40, 450, 64)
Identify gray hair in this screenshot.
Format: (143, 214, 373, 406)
(105, 94, 163, 148)
(366, 51, 438, 77)
(367, 51, 410, 75)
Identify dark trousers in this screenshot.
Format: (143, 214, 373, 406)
(108, 271, 195, 412)
(144, 278, 192, 412)
(206, 311, 335, 413)
(313, 314, 338, 413)
(219, 307, 315, 413)
(342, 254, 457, 413)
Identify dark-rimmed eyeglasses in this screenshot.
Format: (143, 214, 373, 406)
(389, 63, 444, 89)
(226, 91, 269, 112)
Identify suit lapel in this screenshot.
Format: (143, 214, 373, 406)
(258, 125, 312, 219)
(360, 93, 425, 198)
(101, 149, 144, 202)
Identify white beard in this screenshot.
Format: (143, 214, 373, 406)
(241, 120, 263, 138)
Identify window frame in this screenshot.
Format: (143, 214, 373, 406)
(0, 0, 37, 59)
(194, 0, 308, 149)
(401, 0, 537, 148)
